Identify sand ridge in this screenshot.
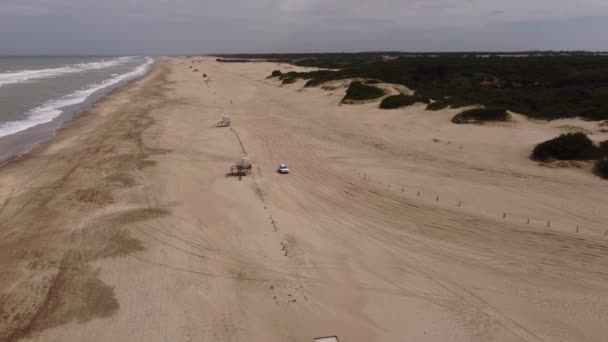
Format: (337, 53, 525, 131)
(0, 57, 607, 341)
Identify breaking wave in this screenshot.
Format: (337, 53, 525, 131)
(0, 57, 134, 87)
(0, 58, 153, 138)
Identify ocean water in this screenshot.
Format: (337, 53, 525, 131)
(0, 56, 153, 162)
(0, 56, 152, 138)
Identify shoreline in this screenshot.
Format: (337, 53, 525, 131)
(0, 58, 156, 166)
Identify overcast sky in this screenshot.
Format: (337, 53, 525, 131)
(1, 0, 607, 55)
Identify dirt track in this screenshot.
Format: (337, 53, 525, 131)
(1, 57, 608, 342)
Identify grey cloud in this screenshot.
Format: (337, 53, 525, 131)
(0, 0, 607, 55)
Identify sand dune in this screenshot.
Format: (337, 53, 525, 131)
(1, 57, 607, 342)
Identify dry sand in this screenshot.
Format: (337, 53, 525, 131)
(1, 57, 608, 342)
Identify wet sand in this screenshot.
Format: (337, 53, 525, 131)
(1, 57, 608, 342)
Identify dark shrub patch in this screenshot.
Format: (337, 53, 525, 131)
(342, 81, 385, 101)
(451, 108, 510, 124)
(250, 54, 608, 121)
(380, 95, 416, 109)
(380, 94, 430, 109)
(426, 100, 451, 111)
(581, 110, 608, 121)
(532, 133, 606, 161)
(595, 158, 608, 178)
(271, 70, 282, 77)
(278, 71, 298, 80)
(258, 55, 608, 120)
(305, 78, 325, 87)
(414, 95, 431, 104)
(282, 77, 297, 84)
(600, 140, 608, 150)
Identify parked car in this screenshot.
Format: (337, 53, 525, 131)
(278, 164, 290, 174)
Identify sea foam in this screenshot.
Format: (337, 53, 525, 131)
(0, 57, 134, 87)
(0, 58, 153, 138)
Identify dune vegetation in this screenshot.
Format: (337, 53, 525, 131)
(426, 100, 451, 111)
(342, 81, 385, 102)
(595, 158, 608, 178)
(451, 108, 510, 124)
(269, 70, 299, 84)
(264, 53, 608, 121)
(532, 133, 608, 161)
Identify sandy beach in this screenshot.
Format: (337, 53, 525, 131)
(1, 57, 608, 342)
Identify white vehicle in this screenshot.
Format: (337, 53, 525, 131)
(278, 164, 290, 174)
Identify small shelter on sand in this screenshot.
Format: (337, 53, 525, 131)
(230, 157, 252, 176)
(218, 115, 231, 127)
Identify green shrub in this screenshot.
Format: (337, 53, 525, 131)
(595, 158, 608, 178)
(282, 77, 297, 84)
(272, 54, 608, 121)
(305, 78, 325, 87)
(278, 71, 298, 80)
(260, 55, 608, 121)
(581, 110, 608, 121)
(451, 108, 510, 124)
(532, 133, 606, 161)
(342, 81, 385, 101)
(271, 70, 282, 77)
(380, 95, 416, 109)
(380, 94, 430, 109)
(426, 100, 451, 111)
(417, 95, 431, 104)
